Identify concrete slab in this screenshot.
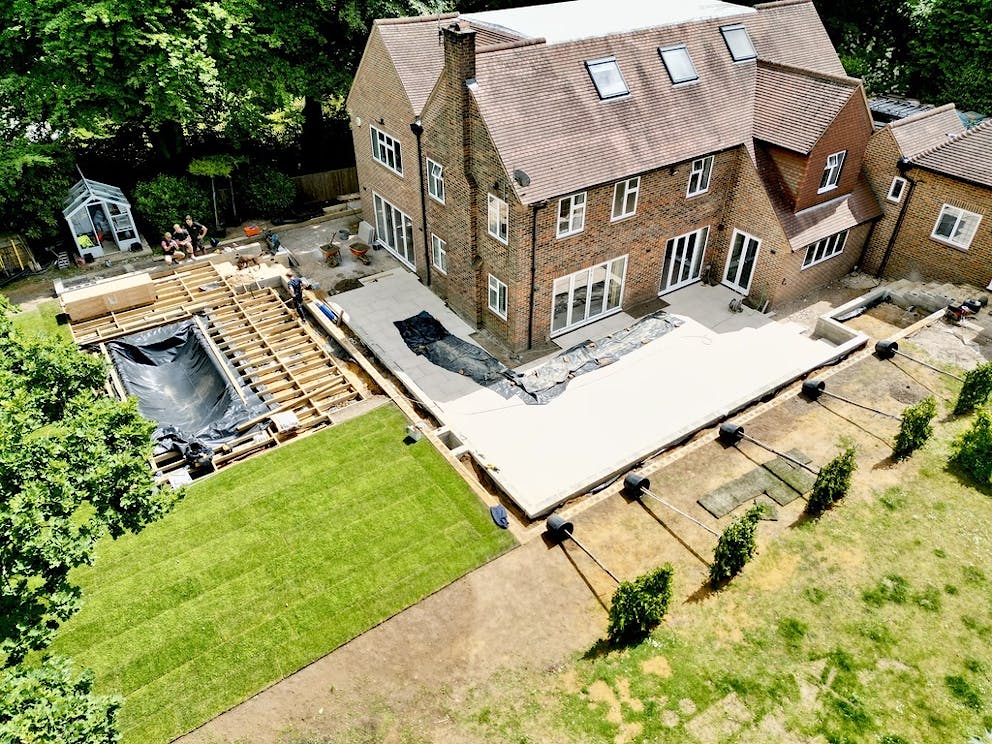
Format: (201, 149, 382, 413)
(335, 271, 850, 519)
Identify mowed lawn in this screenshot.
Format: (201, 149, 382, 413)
(52, 403, 515, 742)
(9, 299, 70, 339)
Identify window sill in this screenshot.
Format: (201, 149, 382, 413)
(487, 307, 507, 321)
(487, 232, 509, 246)
(432, 265, 448, 276)
(801, 251, 844, 270)
(816, 184, 838, 195)
(556, 229, 585, 240)
(686, 189, 709, 199)
(610, 213, 636, 223)
(428, 195, 445, 206)
(930, 234, 971, 252)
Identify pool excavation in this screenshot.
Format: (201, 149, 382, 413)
(60, 258, 368, 480)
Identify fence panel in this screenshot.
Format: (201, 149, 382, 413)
(292, 168, 360, 203)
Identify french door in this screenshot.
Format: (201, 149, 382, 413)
(372, 192, 415, 267)
(551, 256, 627, 335)
(723, 230, 760, 293)
(660, 226, 709, 294)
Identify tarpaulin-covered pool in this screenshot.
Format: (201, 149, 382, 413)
(105, 318, 269, 456)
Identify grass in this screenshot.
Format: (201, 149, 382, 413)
(9, 299, 69, 339)
(456, 420, 992, 743)
(51, 404, 515, 743)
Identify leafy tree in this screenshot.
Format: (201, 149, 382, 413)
(0, 296, 180, 664)
(132, 175, 211, 240)
(607, 564, 674, 644)
(0, 139, 73, 242)
(950, 409, 992, 486)
(234, 164, 297, 217)
(807, 445, 858, 516)
(0, 656, 121, 743)
(955, 362, 992, 415)
(893, 396, 937, 460)
(709, 504, 764, 585)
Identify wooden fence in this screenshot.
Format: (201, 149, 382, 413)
(291, 168, 359, 204)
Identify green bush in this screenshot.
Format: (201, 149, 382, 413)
(607, 564, 674, 644)
(892, 396, 937, 460)
(950, 409, 992, 485)
(955, 362, 992, 415)
(807, 445, 857, 516)
(233, 164, 297, 218)
(132, 175, 210, 241)
(709, 504, 763, 586)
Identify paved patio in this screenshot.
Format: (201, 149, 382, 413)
(334, 272, 851, 518)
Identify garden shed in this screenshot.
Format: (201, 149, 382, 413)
(62, 178, 139, 261)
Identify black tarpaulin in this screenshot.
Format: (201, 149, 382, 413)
(105, 318, 269, 453)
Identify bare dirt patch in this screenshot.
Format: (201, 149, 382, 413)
(641, 655, 672, 678)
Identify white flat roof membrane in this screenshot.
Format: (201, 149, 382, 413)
(462, 0, 754, 44)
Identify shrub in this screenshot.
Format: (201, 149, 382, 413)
(892, 396, 937, 460)
(132, 175, 210, 241)
(951, 410, 992, 485)
(807, 445, 857, 516)
(233, 164, 296, 218)
(607, 564, 674, 644)
(709, 504, 763, 586)
(955, 362, 992, 415)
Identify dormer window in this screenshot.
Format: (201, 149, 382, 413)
(720, 24, 756, 61)
(586, 57, 629, 99)
(658, 45, 698, 85)
(818, 150, 846, 193)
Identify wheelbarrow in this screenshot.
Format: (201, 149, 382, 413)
(320, 241, 340, 267)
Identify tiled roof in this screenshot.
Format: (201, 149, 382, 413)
(909, 118, 992, 188)
(778, 177, 882, 249)
(888, 103, 965, 159)
(376, 14, 456, 115)
(753, 62, 858, 154)
(466, 21, 525, 48)
(471, 16, 758, 204)
(749, 0, 846, 77)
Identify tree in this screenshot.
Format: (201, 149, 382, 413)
(607, 564, 675, 644)
(0, 296, 180, 664)
(0, 139, 73, 242)
(893, 396, 937, 460)
(807, 445, 858, 516)
(950, 409, 992, 486)
(709, 504, 764, 585)
(0, 657, 121, 744)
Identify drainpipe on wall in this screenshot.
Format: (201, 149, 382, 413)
(411, 117, 431, 287)
(528, 203, 540, 350)
(875, 158, 917, 278)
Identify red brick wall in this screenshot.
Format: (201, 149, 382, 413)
(860, 127, 904, 274)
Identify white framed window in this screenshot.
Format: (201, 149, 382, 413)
(818, 150, 846, 193)
(932, 204, 982, 249)
(660, 226, 709, 293)
(430, 234, 447, 274)
(488, 274, 508, 319)
(487, 193, 508, 244)
(723, 230, 761, 294)
(612, 177, 640, 221)
(720, 24, 756, 61)
(887, 177, 907, 203)
(658, 45, 698, 85)
(557, 192, 587, 237)
(370, 126, 402, 175)
(551, 256, 627, 335)
(687, 156, 714, 197)
(372, 192, 415, 267)
(585, 57, 629, 99)
(802, 230, 848, 269)
(427, 158, 444, 204)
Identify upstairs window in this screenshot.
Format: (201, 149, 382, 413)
(557, 192, 587, 237)
(720, 24, 756, 61)
(887, 176, 907, 203)
(427, 158, 445, 203)
(612, 177, 640, 220)
(687, 156, 714, 197)
(818, 150, 846, 193)
(659, 45, 698, 85)
(932, 204, 982, 249)
(371, 126, 402, 175)
(488, 193, 508, 244)
(585, 57, 629, 99)
(430, 234, 447, 274)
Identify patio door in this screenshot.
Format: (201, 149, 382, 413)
(551, 256, 627, 335)
(723, 230, 760, 294)
(372, 192, 416, 268)
(659, 226, 708, 294)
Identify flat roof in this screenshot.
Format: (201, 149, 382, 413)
(462, 0, 754, 44)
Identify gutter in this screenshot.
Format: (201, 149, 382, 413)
(875, 158, 917, 278)
(411, 117, 431, 287)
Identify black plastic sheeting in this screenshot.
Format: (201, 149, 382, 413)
(395, 310, 683, 405)
(104, 318, 269, 458)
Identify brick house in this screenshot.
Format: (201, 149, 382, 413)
(861, 106, 992, 288)
(347, 0, 881, 353)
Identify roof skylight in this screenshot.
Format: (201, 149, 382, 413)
(720, 24, 757, 61)
(586, 57, 630, 99)
(658, 45, 698, 85)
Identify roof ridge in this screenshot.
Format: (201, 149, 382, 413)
(757, 59, 859, 87)
(754, 0, 814, 9)
(375, 12, 457, 26)
(888, 102, 956, 130)
(909, 116, 992, 162)
(478, 37, 546, 54)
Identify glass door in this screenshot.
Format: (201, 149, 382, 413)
(551, 256, 628, 335)
(373, 192, 415, 267)
(723, 230, 760, 294)
(660, 226, 708, 294)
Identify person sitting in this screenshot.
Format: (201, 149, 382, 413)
(161, 232, 186, 263)
(172, 223, 194, 257)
